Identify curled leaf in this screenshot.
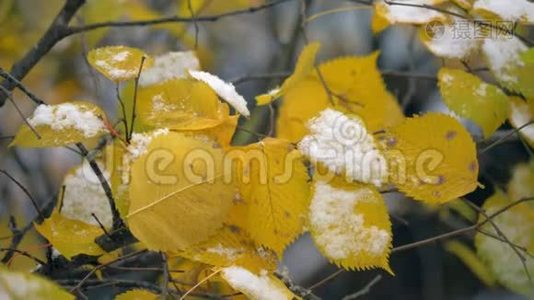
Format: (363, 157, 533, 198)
(221, 266, 298, 300)
(256, 42, 320, 105)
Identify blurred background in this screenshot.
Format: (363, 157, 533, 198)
(0, 0, 532, 299)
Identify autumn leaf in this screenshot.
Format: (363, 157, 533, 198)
(12, 101, 108, 147)
(374, 0, 447, 24)
(276, 52, 403, 142)
(231, 138, 310, 256)
(221, 266, 298, 300)
(34, 211, 105, 260)
(475, 191, 534, 298)
(507, 159, 534, 206)
(298, 108, 389, 187)
(383, 112, 479, 203)
(174, 225, 277, 273)
(471, 0, 534, 23)
(256, 42, 321, 105)
(136, 78, 224, 130)
(0, 268, 74, 300)
(438, 67, 509, 138)
(127, 132, 234, 251)
(308, 178, 392, 272)
(87, 46, 153, 82)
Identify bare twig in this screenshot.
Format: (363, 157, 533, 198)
(187, 0, 199, 50)
(0, 170, 44, 221)
(0, 85, 41, 139)
(342, 275, 382, 300)
(0, 247, 47, 266)
(480, 120, 534, 153)
(128, 56, 146, 141)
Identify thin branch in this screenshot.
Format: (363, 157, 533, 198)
(128, 56, 146, 141)
(0, 247, 47, 266)
(0, 169, 44, 221)
(0, 68, 45, 106)
(187, 0, 199, 50)
(342, 275, 382, 300)
(0, 85, 41, 139)
(76, 143, 123, 230)
(66, 0, 294, 35)
(480, 120, 534, 153)
(91, 213, 111, 238)
(70, 249, 147, 292)
(115, 83, 129, 141)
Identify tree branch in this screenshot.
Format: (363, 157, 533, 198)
(0, 0, 86, 106)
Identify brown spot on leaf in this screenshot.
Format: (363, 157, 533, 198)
(446, 130, 457, 141)
(468, 161, 477, 173)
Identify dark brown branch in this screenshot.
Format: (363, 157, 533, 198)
(65, 0, 294, 36)
(0, 0, 86, 106)
(0, 68, 45, 105)
(0, 247, 47, 266)
(75, 143, 123, 230)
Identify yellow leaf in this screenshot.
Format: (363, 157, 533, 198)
(127, 132, 234, 251)
(475, 191, 534, 298)
(115, 289, 158, 300)
(276, 78, 331, 143)
(256, 42, 320, 105)
(438, 68, 509, 138)
(509, 97, 534, 148)
(87, 46, 153, 82)
(136, 79, 224, 130)
(0, 268, 74, 300)
(221, 266, 298, 300)
(276, 53, 403, 143)
(11, 101, 108, 147)
(34, 211, 105, 260)
(308, 178, 392, 272)
(445, 240, 497, 287)
(174, 225, 277, 273)
(383, 112, 479, 203)
(371, 10, 390, 34)
(232, 138, 310, 255)
(482, 39, 534, 99)
(471, 0, 534, 23)
(507, 159, 534, 205)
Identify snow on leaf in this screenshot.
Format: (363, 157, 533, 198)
(419, 19, 480, 59)
(308, 178, 392, 272)
(475, 191, 534, 298)
(233, 138, 310, 255)
(87, 46, 153, 81)
(256, 42, 320, 105)
(12, 101, 108, 147)
(60, 161, 113, 228)
(34, 211, 105, 260)
(137, 78, 225, 130)
(115, 289, 158, 300)
(438, 67, 509, 138)
(509, 97, 534, 148)
(472, 0, 534, 23)
(0, 268, 74, 300)
(298, 108, 388, 187)
(481, 37, 534, 98)
(383, 112, 479, 203)
(174, 225, 277, 273)
(221, 266, 297, 300)
(375, 0, 447, 24)
(276, 52, 403, 143)
(188, 70, 250, 117)
(127, 132, 234, 251)
(139, 51, 200, 86)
